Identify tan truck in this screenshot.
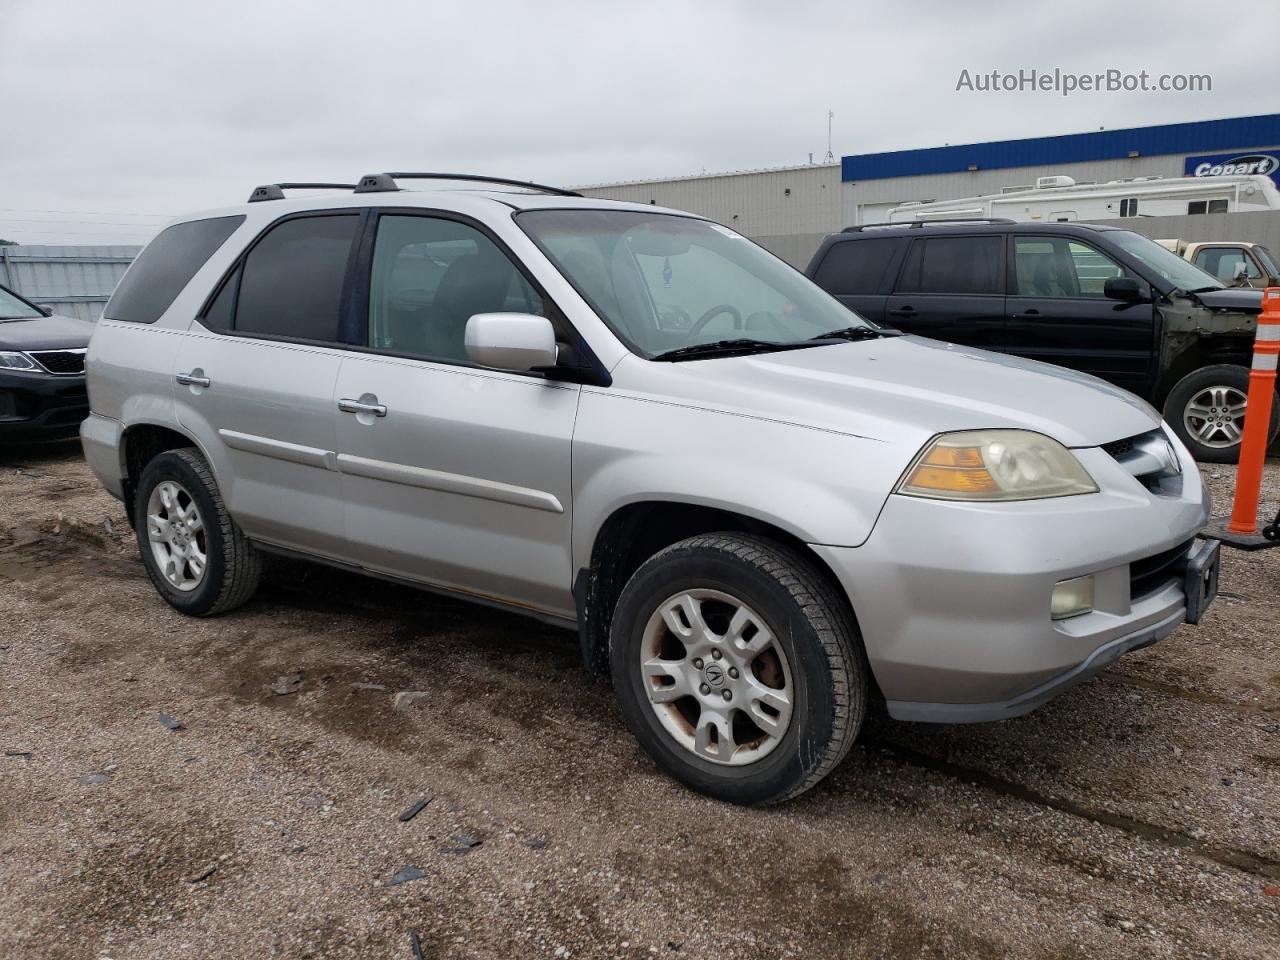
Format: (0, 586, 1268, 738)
(1156, 238, 1280, 288)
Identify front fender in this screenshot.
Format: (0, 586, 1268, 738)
(571, 390, 911, 570)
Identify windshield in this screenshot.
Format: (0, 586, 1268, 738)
(1108, 231, 1225, 292)
(0, 285, 42, 320)
(516, 210, 873, 358)
(1255, 245, 1280, 277)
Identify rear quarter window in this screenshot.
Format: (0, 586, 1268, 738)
(105, 216, 245, 324)
(811, 239, 899, 295)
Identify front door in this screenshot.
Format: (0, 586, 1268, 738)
(334, 211, 579, 619)
(882, 234, 1006, 350)
(1003, 234, 1155, 394)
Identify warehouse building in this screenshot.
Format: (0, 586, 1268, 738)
(578, 113, 1280, 267)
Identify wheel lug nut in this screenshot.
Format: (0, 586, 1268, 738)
(711, 649, 722, 660)
(721, 690, 732, 701)
(728, 667, 739, 679)
(692, 658, 703, 669)
(699, 683, 711, 695)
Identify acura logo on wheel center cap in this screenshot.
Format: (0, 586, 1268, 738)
(703, 663, 726, 687)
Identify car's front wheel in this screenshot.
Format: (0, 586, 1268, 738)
(610, 533, 867, 805)
(1164, 364, 1280, 463)
(134, 447, 262, 616)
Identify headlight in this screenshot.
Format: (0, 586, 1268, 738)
(898, 429, 1098, 501)
(0, 351, 37, 371)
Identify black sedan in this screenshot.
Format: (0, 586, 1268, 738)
(0, 283, 94, 441)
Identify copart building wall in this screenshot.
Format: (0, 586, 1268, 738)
(579, 113, 1280, 268)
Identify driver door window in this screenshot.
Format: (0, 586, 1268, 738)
(1013, 237, 1125, 298)
(1193, 247, 1261, 283)
(367, 215, 545, 362)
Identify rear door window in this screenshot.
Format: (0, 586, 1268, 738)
(105, 215, 245, 324)
(895, 236, 1003, 295)
(811, 239, 900, 295)
(233, 214, 360, 342)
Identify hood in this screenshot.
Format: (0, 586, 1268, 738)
(619, 335, 1161, 450)
(0, 312, 96, 351)
(1193, 287, 1263, 314)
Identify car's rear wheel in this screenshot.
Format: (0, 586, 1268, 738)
(1164, 364, 1280, 463)
(609, 533, 867, 805)
(134, 447, 262, 616)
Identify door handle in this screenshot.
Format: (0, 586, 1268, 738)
(1011, 310, 1041, 319)
(175, 370, 211, 387)
(887, 306, 916, 317)
(338, 394, 387, 418)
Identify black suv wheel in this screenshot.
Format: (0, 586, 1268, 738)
(1164, 364, 1280, 463)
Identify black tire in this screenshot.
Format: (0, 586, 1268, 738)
(609, 533, 867, 805)
(1163, 364, 1280, 464)
(133, 447, 262, 616)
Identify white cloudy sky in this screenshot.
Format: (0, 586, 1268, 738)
(0, 0, 1272, 245)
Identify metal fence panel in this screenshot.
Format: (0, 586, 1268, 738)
(0, 245, 140, 321)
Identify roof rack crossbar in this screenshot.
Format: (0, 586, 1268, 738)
(248, 182, 358, 203)
(354, 172, 581, 198)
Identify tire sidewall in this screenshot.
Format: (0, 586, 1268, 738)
(134, 450, 229, 615)
(1165, 364, 1280, 464)
(610, 546, 844, 805)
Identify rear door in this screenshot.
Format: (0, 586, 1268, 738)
(808, 236, 905, 323)
(332, 210, 579, 620)
(174, 211, 360, 557)
(1003, 234, 1155, 393)
(882, 233, 1006, 348)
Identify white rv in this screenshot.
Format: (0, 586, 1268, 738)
(886, 174, 1280, 224)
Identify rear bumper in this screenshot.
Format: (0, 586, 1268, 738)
(0, 368, 89, 439)
(79, 412, 125, 500)
(812, 443, 1211, 723)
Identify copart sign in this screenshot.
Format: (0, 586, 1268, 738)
(1185, 151, 1280, 186)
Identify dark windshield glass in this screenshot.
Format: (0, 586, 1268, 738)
(0, 285, 41, 320)
(517, 210, 871, 358)
(1109, 230, 1225, 291)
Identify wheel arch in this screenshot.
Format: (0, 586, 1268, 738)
(119, 422, 210, 526)
(1154, 342, 1252, 407)
(574, 499, 869, 688)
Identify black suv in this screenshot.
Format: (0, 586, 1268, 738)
(0, 282, 93, 441)
(805, 220, 1275, 462)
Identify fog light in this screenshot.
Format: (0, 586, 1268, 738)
(1051, 575, 1094, 620)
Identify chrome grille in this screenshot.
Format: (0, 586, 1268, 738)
(29, 349, 86, 375)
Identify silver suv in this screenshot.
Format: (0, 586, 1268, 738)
(81, 173, 1219, 804)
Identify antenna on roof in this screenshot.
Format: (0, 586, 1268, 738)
(824, 110, 834, 163)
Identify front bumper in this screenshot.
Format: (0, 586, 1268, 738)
(0, 367, 89, 440)
(813, 441, 1212, 723)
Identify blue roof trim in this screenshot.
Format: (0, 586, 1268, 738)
(841, 114, 1280, 182)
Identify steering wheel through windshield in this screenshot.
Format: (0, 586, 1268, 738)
(689, 304, 743, 335)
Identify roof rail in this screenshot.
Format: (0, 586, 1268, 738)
(353, 172, 581, 198)
(841, 217, 1016, 232)
(248, 182, 358, 203)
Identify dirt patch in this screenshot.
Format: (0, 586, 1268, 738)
(2, 447, 1279, 959)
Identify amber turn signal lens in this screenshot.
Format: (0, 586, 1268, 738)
(904, 463, 999, 494)
(918, 444, 987, 469)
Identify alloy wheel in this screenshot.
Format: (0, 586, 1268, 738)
(639, 588, 794, 766)
(146, 480, 208, 592)
(1183, 385, 1248, 449)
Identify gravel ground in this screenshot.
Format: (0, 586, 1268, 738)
(1, 441, 1278, 960)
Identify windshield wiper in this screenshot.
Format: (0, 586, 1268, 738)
(1184, 285, 1226, 294)
(651, 338, 818, 362)
(807, 325, 901, 342)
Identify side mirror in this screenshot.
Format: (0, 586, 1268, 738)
(1232, 262, 1249, 282)
(465, 313, 558, 372)
(1103, 277, 1142, 301)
